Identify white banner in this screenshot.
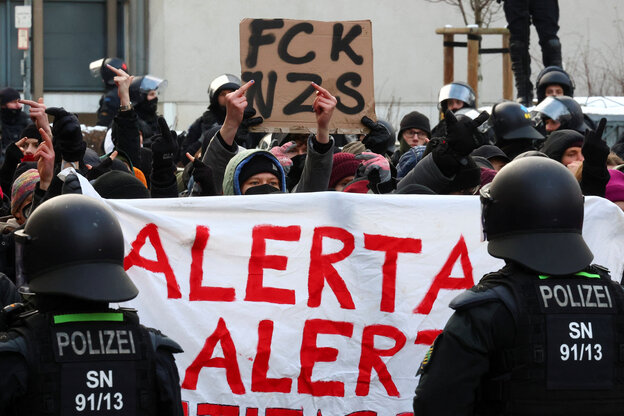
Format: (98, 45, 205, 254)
(105, 193, 624, 416)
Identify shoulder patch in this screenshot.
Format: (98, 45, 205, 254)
(449, 285, 518, 317)
(148, 329, 183, 354)
(417, 333, 443, 376)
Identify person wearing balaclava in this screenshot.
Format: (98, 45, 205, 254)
(128, 75, 166, 144)
(0, 88, 32, 166)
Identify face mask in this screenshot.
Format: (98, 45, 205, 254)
(1, 107, 21, 122)
(243, 184, 281, 195)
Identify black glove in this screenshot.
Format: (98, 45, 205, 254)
(235, 107, 263, 146)
(61, 172, 82, 194)
(444, 109, 490, 156)
(428, 138, 460, 177)
(150, 117, 178, 184)
(4, 142, 24, 166)
(189, 158, 216, 196)
(582, 118, 610, 168)
(361, 116, 392, 155)
(86, 154, 115, 181)
(46, 107, 86, 162)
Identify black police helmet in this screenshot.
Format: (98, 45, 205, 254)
(490, 101, 544, 141)
(102, 57, 128, 87)
(480, 157, 593, 275)
(536, 66, 575, 103)
(14, 194, 138, 302)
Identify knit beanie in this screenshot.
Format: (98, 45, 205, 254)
(606, 169, 624, 203)
(397, 111, 431, 154)
(11, 169, 39, 215)
(19, 124, 43, 142)
(341, 141, 366, 155)
(0, 87, 20, 105)
(92, 170, 150, 199)
(238, 154, 282, 188)
(329, 153, 361, 189)
(540, 129, 584, 163)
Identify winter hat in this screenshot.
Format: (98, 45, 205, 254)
(238, 154, 282, 187)
(341, 141, 366, 155)
(399, 111, 431, 136)
(13, 162, 38, 182)
(540, 129, 584, 163)
(398, 111, 431, 154)
(92, 170, 150, 199)
(11, 169, 39, 215)
(606, 169, 624, 203)
(19, 124, 42, 142)
(329, 153, 361, 189)
(0, 87, 20, 106)
(471, 145, 510, 163)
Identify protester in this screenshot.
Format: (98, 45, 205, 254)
(0, 88, 32, 165)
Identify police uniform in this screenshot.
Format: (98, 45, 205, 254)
(96, 87, 121, 127)
(0, 307, 183, 416)
(0, 194, 185, 416)
(414, 263, 624, 415)
(413, 156, 624, 415)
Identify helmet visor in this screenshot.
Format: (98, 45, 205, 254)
(139, 75, 167, 94)
(13, 229, 28, 289)
(438, 83, 475, 106)
(89, 58, 105, 78)
(532, 96, 570, 122)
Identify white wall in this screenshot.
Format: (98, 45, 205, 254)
(148, 0, 624, 131)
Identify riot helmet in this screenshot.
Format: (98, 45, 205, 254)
(480, 157, 592, 275)
(535, 66, 575, 103)
(208, 73, 241, 111)
(129, 75, 167, 105)
(438, 82, 476, 112)
(531, 96, 588, 134)
(14, 194, 138, 302)
(488, 101, 544, 140)
(89, 57, 129, 87)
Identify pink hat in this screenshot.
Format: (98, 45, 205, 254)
(606, 169, 624, 203)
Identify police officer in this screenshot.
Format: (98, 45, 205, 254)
(90, 57, 129, 127)
(535, 65, 575, 104)
(531, 95, 590, 134)
(431, 82, 476, 139)
(413, 156, 624, 415)
(0, 194, 184, 416)
(486, 100, 544, 159)
(501, 0, 562, 106)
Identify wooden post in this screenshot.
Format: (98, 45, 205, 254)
(502, 32, 513, 100)
(467, 33, 479, 104)
(106, 0, 117, 57)
(32, 0, 44, 101)
(443, 34, 454, 85)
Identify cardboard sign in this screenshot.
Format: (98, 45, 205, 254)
(240, 18, 376, 134)
(104, 193, 624, 416)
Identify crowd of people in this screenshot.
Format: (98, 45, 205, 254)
(1, 50, 624, 414)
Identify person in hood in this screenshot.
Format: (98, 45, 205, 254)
(0, 88, 32, 166)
